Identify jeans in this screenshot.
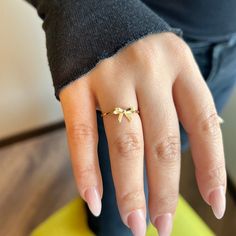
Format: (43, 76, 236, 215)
(85, 33, 236, 235)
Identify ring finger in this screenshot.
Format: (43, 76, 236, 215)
(95, 80, 147, 236)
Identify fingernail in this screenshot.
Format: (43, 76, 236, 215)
(127, 209, 146, 236)
(209, 185, 226, 219)
(154, 213, 173, 236)
(84, 186, 101, 217)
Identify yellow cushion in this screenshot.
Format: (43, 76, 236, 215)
(31, 195, 215, 236)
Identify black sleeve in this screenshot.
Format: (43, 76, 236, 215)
(25, 0, 183, 101)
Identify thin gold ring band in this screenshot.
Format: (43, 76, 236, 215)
(100, 106, 224, 125)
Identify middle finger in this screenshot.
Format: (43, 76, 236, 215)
(137, 75, 181, 236)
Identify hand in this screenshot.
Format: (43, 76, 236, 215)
(59, 32, 226, 236)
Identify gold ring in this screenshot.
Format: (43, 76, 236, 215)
(101, 108, 223, 124)
(101, 106, 139, 123)
(218, 115, 224, 124)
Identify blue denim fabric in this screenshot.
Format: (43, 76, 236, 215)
(85, 33, 236, 235)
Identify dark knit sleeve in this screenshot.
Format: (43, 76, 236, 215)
(25, 0, 183, 101)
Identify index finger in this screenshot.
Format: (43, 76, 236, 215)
(173, 51, 227, 219)
(59, 78, 103, 217)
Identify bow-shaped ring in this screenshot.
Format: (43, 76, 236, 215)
(101, 106, 139, 123)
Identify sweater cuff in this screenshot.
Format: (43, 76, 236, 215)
(26, 0, 183, 101)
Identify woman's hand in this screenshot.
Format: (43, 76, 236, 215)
(59, 32, 226, 236)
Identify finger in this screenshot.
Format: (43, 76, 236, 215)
(96, 83, 147, 235)
(59, 78, 103, 217)
(137, 74, 181, 236)
(173, 52, 227, 219)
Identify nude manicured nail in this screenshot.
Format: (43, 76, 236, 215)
(127, 209, 146, 236)
(154, 213, 173, 236)
(209, 185, 226, 219)
(84, 186, 101, 217)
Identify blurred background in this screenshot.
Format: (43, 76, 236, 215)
(0, 0, 235, 235)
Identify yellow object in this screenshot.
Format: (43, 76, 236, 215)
(31, 195, 215, 236)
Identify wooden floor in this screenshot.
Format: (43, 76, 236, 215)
(0, 128, 235, 236)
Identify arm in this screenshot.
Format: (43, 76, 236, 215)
(24, 0, 182, 101)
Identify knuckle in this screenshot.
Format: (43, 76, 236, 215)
(120, 189, 144, 206)
(113, 132, 143, 158)
(198, 163, 226, 186)
(197, 112, 221, 137)
(76, 164, 96, 181)
(68, 122, 97, 145)
(164, 33, 191, 58)
(153, 136, 180, 163)
(165, 36, 193, 71)
(128, 44, 157, 74)
(179, 41, 192, 58)
(208, 164, 226, 185)
(156, 193, 178, 213)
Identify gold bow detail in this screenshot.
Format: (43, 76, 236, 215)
(113, 107, 138, 123)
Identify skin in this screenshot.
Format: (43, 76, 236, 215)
(59, 32, 226, 234)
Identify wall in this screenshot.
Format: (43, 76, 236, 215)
(0, 0, 63, 139)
